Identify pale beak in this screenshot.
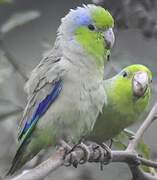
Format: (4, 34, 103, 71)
(133, 71, 149, 98)
(104, 28, 115, 50)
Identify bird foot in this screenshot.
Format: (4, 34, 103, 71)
(76, 142, 90, 164)
(102, 143, 112, 165)
(68, 142, 90, 167)
(90, 142, 112, 170)
(60, 141, 112, 169)
(59, 140, 74, 167)
(60, 141, 90, 168)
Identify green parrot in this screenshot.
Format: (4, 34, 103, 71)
(89, 64, 152, 143)
(7, 5, 114, 175)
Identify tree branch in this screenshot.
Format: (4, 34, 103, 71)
(9, 148, 65, 180)
(127, 102, 157, 151)
(7, 149, 157, 180)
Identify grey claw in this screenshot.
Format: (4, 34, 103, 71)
(90, 142, 112, 170)
(102, 143, 112, 165)
(62, 141, 90, 167)
(77, 142, 90, 164)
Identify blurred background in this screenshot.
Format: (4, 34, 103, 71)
(0, 0, 157, 179)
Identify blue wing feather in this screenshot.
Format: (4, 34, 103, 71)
(18, 79, 63, 140)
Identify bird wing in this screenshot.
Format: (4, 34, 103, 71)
(18, 49, 66, 144)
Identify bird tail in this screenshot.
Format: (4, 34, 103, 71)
(6, 134, 43, 176)
(6, 142, 27, 176)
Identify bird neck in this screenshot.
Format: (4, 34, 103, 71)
(56, 36, 105, 77)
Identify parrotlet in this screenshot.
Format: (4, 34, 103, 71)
(89, 64, 152, 143)
(7, 4, 115, 175)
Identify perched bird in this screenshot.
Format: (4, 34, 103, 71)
(89, 64, 152, 143)
(7, 4, 115, 175)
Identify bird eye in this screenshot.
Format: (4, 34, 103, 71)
(122, 71, 128, 78)
(88, 24, 95, 31)
(107, 54, 110, 61)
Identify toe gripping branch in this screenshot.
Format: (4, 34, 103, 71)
(60, 141, 112, 170)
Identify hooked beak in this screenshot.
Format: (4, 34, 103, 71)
(133, 71, 149, 98)
(103, 28, 115, 50)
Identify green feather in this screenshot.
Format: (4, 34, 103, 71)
(90, 6, 114, 29)
(75, 27, 106, 67)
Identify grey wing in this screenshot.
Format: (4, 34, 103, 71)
(18, 51, 67, 140)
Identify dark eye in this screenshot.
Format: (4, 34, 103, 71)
(107, 54, 110, 62)
(122, 71, 128, 77)
(88, 24, 95, 31)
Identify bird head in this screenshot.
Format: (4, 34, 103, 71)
(58, 4, 114, 69)
(105, 64, 152, 115)
(119, 64, 152, 99)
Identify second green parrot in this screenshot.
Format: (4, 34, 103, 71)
(89, 64, 152, 143)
